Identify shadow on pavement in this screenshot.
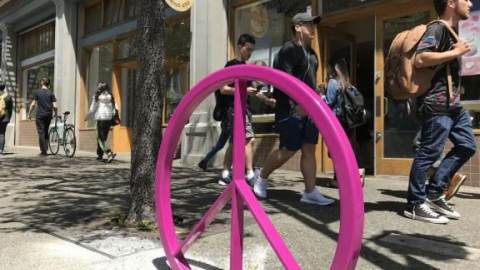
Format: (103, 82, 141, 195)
(0, 156, 130, 235)
(153, 257, 222, 270)
(0, 154, 477, 269)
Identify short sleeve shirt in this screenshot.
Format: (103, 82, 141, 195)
(273, 40, 318, 119)
(416, 22, 461, 115)
(33, 89, 57, 118)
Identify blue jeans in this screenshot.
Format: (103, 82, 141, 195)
(408, 109, 476, 205)
(201, 126, 230, 164)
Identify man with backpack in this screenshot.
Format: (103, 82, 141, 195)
(404, 0, 475, 224)
(253, 12, 334, 206)
(0, 84, 13, 155)
(29, 78, 57, 156)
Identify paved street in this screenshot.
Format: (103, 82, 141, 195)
(1, 147, 480, 269)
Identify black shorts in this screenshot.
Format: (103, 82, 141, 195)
(276, 114, 318, 151)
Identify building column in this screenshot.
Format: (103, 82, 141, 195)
(0, 23, 17, 152)
(51, 0, 78, 126)
(181, 0, 229, 167)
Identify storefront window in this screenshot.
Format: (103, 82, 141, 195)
(22, 62, 54, 119)
(120, 67, 137, 127)
(234, 0, 310, 132)
(322, 0, 383, 14)
(83, 0, 140, 36)
(85, 3, 102, 35)
(116, 36, 137, 60)
(18, 21, 55, 60)
(164, 14, 191, 123)
(460, 0, 480, 128)
(86, 44, 113, 127)
(383, 12, 431, 158)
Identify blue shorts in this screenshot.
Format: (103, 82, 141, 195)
(275, 114, 318, 151)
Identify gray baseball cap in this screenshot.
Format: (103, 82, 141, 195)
(291, 12, 321, 25)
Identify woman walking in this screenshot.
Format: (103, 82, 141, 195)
(325, 59, 365, 186)
(85, 82, 117, 163)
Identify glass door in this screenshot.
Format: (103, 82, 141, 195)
(321, 28, 356, 173)
(375, 10, 434, 175)
(112, 61, 137, 153)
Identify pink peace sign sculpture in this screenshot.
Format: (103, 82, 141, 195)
(155, 65, 364, 270)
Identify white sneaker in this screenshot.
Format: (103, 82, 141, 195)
(300, 188, 334, 206)
(246, 170, 256, 186)
(253, 175, 267, 199)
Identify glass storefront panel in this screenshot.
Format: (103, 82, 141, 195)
(383, 12, 431, 158)
(460, 0, 480, 128)
(116, 36, 137, 60)
(86, 43, 113, 127)
(164, 14, 191, 123)
(234, 0, 310, 133)
(120, 67, 137, 127)
(22, 61, 54, 119)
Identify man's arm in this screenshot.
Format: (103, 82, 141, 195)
(28, 101, 36, 120)
(220, 84, 257, 96)
(415, 39, 470, 68)
(52, 102, 58, 116)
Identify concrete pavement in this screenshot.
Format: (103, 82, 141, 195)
(1, 147, 480, 269)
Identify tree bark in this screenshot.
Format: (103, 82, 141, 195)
(128, 0, 166, 223)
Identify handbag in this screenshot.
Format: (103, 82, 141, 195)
(111, 108, 121, 126)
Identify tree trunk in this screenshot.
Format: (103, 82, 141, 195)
(128, 0, 166, 223)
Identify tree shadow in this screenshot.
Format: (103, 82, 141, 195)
(153, 257, 222, 270)
(0, 156, 130, 238)
(454, 192, 480, 200)
(2, 155, 477, 269)
(363, 230, 474, 269)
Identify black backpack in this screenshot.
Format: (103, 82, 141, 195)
(340, 86, 367, 128)
(213, 90, 227, 121)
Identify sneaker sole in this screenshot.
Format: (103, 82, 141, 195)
(426, 201, 461, 219)
(445, 175, 467, 201)
(218, 180, 230, 186)
(300, 197, 334, 206)
(403, 210, 450, 224)
(107, 153, 116, 163)
(253, 190, 267, 199)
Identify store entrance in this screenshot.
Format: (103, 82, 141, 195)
(321, 17, 375, 174)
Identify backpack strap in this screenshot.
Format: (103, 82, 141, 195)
(429, 20, 459, 100)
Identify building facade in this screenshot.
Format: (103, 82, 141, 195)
(1, 0, 480, 186)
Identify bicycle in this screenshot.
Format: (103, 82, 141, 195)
(48, 111, 76, 158)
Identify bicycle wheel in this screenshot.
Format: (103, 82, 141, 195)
(48, 128, 60, 155)
(63, 127, 76, 158)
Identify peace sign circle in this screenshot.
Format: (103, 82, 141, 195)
(155, 65, 364, 270)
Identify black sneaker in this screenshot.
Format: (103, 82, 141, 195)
(198, 160, 207, 171)
(426, 196, 461, 219)
(218, 175, 231, 186)
(404, 203, 449, 224)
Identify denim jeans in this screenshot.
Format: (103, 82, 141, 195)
(0, 121, 8, 152)
(36, 116, 52, 154)
(408, 109, 476, 205)
(201, 127, 230, 164)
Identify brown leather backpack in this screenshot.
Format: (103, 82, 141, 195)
(385, 20, 459, 101)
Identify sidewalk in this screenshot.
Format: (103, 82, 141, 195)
(1, 147, 479, 269)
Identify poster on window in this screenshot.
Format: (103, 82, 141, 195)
(460, 9, 480, 76)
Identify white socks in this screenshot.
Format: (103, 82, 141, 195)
(246, 170, 255, 179)
(222, 170, 230, 179)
